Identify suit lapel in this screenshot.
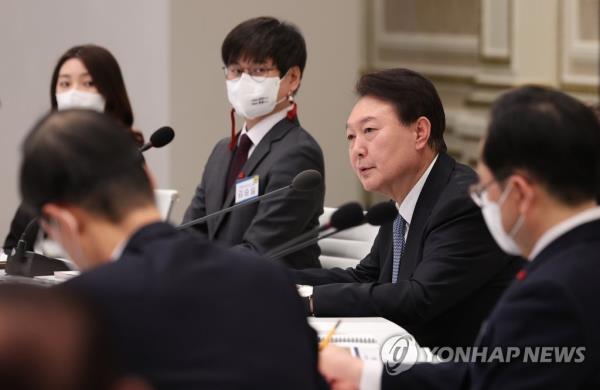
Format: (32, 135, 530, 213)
(211, 118, 298, 237)
(211, 141, 234, 212)
(378, 223, 395, 282)
(398, 153, 455, 279)
(204, 141, 234, 240)
(243, 117, 297, 176)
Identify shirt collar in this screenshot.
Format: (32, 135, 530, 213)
(395, 154, 438, 225)
(240, 105, 292, 151)
(109, 236, 129, 262)
(528, 206, 600, 260)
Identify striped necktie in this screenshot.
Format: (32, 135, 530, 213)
(391, 214, 407, 283)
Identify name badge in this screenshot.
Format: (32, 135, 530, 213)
(235, 175, 259, 204)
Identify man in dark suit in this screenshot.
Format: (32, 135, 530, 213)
(182, 17, 324, 269)
(18, 110, 325, 390)
(293, 69, 521, 349)
(319, 86, 600, 389)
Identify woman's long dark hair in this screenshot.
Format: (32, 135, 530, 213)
(50, 44, 144, 146)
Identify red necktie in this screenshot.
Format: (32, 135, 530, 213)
(226, 134, 253, 190)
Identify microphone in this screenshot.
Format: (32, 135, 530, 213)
(139, 126, 175, 152)
(263, 202, 364, 259)
(364, 201, 397, 226)
(267, 201, 397, 261)
(5, 217, 71, 277)
(322, 202, 364, 231)
(177, 169, 322, 230)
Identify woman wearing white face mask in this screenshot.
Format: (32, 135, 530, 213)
(181, 17, 325, 269)
(3, 44, 144, 255)
(54, 58, 107, 112)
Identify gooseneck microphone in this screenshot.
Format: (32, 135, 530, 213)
(177, 169, 322, 230)
(267, 201, 398, 261)
(139, 126, 175, 152)
(5, 217, 71, 277)
(12, 218, 39, 261)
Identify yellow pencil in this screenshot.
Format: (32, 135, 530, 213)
(319, 319, 342, 351)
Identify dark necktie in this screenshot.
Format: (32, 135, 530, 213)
(391, 214, 407, 283)
(226, 134, 253, 190)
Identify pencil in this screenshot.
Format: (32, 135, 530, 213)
(319, 319, 342, 351)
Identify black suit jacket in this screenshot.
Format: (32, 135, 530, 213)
(183, 116, 325, 269)
(62, 222, 325, 390)
(293, 153, 522, 348)
(383, 218, 600, 389)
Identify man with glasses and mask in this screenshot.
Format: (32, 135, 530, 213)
(318, 85, 600, 390)
(182, 16, 325, 269)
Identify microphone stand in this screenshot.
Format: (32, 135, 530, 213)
(177, 185, 289, 230)
(5, 217, 72, 277)
(267, 228, 342, 260)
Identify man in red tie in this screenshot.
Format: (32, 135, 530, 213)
(182, 16, 325, 269)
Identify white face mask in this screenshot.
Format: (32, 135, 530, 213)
(480, 183, 524, 256)
(56, 89, 106, 112)
(226, 73, 285, 119)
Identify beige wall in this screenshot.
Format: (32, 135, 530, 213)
(169, 0, 365, 222)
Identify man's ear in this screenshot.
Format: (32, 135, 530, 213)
(414, 116, 432, 151)
(41, 204, 82, 236)
(286, 66, 302, 95)
(511, 174, 535, 215)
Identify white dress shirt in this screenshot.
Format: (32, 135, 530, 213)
(394, 154, 438, 240)
(109, 236, 128, 262)
(528, 206, 600, 260)
(240, 105, 292, 157)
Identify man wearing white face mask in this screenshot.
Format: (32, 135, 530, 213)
(318, 86, 600, 390)
(476, 182, 524, 256)
(182, 17, 325, 269)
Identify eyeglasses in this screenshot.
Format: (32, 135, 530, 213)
(469, 179, 497, 208)
(222, 65, 278, 81)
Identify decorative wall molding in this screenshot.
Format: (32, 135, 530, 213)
(372, 0, 481, 80)
(561, 0, 599, 88)
(480, 0, 511, 61)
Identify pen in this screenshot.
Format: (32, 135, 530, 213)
(319, 319, 342, 351)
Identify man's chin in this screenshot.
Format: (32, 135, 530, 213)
(359, 180, 379, 193)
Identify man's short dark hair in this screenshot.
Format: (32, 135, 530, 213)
(221, 16, 307, 77)
(483, 85, 600, 205)
(20, 110, 154, 222)
(356, 68, 447, 153)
